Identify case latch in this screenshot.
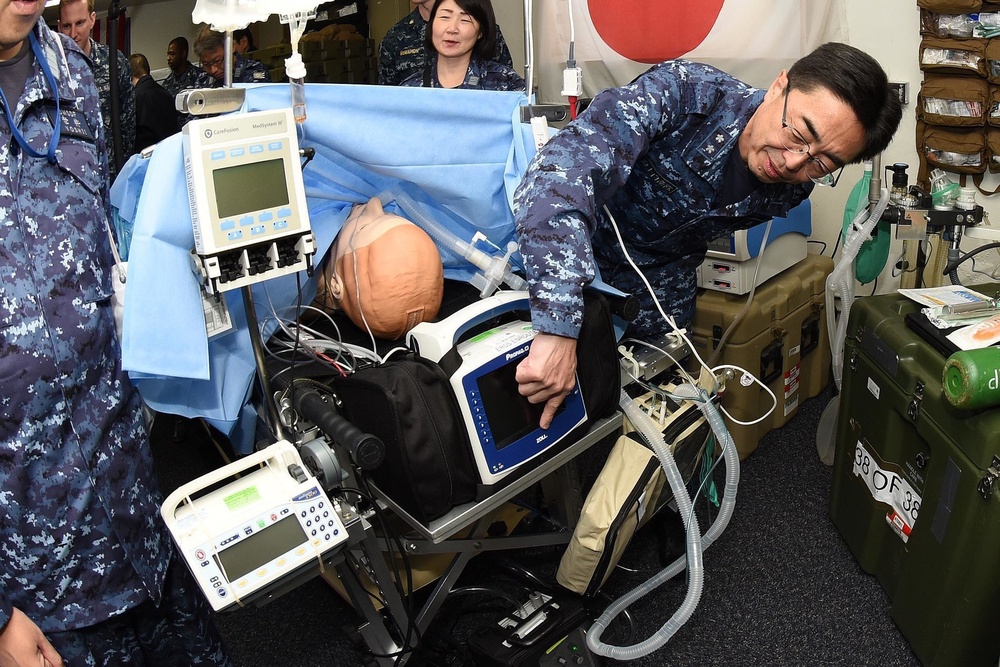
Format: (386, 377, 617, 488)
(979, 456, 1000, 500)
(907, 380, 924, 421)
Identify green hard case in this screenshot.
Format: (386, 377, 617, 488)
(829, 287, 1000, 667)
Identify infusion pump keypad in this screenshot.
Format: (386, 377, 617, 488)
(210, 140, 296, 247)
(188, 485, 347, 609)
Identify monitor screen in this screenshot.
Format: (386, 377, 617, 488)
(214, 514, 306, 582)
(476, 360, 546, 450)
(213, 158, 290, 219)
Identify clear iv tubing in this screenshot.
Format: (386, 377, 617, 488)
(826, 187, 889, 391)
(377, 187, 527, 294)
(586, 388, 740, 661)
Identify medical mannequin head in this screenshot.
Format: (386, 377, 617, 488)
(315, 197, 444, 340)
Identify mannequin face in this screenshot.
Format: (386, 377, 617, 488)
(316, 197, 444, 340)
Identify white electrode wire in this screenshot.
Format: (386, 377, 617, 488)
(607, 206, 757, 389)
(344, 204, 383, 359)
(259, 285, 383, 370)
(566, 0, 576, 58)
(259, 282, 338, 369)
(711, 364, 777, 426)
(603, 206, 709, 369)
(605, 204, 777, 425)
(706, 218, 772, 367)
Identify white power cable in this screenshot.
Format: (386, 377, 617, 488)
(604, 205, 776, 425)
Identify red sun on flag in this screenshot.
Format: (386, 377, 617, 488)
(588, 0, 726, 63)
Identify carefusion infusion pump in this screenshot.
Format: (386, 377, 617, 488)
(697, 200, 811, 294)
(408, 291, 587, 486)
(184, 108, 316, 294)
(161, 441, 348, 612)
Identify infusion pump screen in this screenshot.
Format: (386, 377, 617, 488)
(212, 158, 290, 220)
(215, 514, 306, 582)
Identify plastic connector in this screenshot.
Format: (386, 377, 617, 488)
(285, 52, 307, 80)
(530, 115, 550, 149)
(469, 241, 525, 297)
(560, 66, 583, 97)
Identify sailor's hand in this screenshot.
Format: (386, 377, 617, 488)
(0, 608, 63, 667)
(515, 333, 578, 429)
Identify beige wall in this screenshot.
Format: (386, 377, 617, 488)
(128, 0, 200, 71)
(811, 0, 998, 289)
(808, 0, 925, 291)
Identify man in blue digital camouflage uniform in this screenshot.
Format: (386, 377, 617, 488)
(378, 0, 513, 86)
(194, 27, 272, 87)
(163, 36, 213, 99)
(512, 43, 903, 428)
(0, 3, 232, 665)
(58, 0, 135, 176)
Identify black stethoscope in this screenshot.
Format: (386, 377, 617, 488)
(0, 30, 61, 165)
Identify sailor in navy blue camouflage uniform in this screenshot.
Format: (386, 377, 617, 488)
(511, 43, 903, 429)
(0, 5, 232, 666)
(163, 36, 213, 99)
(400, 0, 523, 91)
(58, 0, 135, 176)
(378, 0, 512, 86)
(194, 27, 272, 87)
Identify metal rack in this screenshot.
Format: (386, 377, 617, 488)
(329, 414, 622, 666)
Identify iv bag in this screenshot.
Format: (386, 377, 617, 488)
(192, 0, 321, 32)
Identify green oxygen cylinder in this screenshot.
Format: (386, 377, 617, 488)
(943, 347, 1000, 410)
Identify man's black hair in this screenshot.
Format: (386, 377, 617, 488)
(233, 29, 256, 52)
(787, 42, 902, 162)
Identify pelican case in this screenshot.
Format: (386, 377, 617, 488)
(829, 287, 1000, 667)
(687, 253, 833, 458)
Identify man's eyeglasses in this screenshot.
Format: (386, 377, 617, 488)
(200, 52, 226, 72)
(779, 89, 844, 187)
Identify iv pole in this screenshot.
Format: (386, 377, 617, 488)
(107, 0, 125, 174)
(215, 29, 287, 443)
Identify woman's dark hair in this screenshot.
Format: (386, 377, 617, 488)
(425, 0, 498, 62)
(787, 42, 903, 162)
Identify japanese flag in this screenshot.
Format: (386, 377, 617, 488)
(532, 0, 848, 102)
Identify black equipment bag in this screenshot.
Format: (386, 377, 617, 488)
(332, 352, 478, 525)
(331, 288, 622, 525)
(575, 289, 622, 423)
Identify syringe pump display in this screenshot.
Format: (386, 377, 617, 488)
(183, 107, 316, 293)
